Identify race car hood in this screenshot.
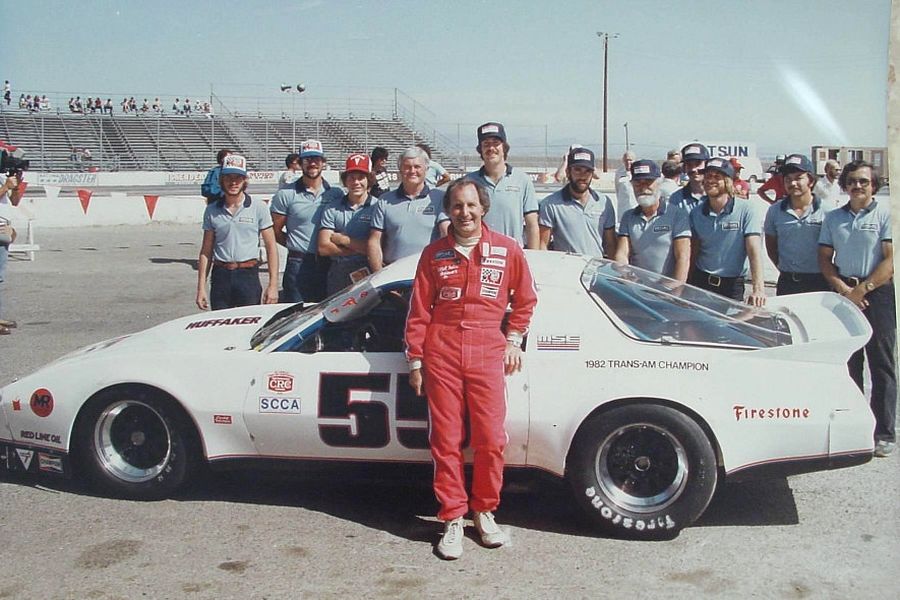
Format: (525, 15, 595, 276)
(55, 304, 292, 363)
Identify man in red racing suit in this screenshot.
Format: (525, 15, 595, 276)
(405, 178, 537, 559)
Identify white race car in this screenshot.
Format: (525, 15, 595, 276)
(0, 252, 875, 539)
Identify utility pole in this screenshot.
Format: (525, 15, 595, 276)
(596, 31, 619, 172)
(624, 122, 629, 151)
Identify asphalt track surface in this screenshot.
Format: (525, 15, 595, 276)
(0, 224, 897, 599)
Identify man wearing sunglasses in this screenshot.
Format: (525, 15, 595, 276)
(818, 160, 896, 458)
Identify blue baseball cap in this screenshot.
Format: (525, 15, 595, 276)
(681, 143, 710, 161)
(299, 139, 325, 159)
(477, 122, 507, 144)
(567, 146, 595, 169)
(703, 157, 735, 179)
(781, 153, 813, 174)
(220, 154, 248, 177)
(630, 159, 660, 181)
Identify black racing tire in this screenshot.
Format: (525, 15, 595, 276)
(567, 404, 717, 540)
(75, 387, 199, 500)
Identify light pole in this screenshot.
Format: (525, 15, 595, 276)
(596, 31, 619, 172)
(623, 122, 629, 151)
(280, 83, 306, 150)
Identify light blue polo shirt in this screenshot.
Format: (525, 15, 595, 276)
(818, 200, 892, 278)
(202, 194, 273, 263)
(764, 196, 830, 273)
(617, 198, 691, 275)
(668, 186, 704, 213)
(370, 185, 444, 264)
(464, 165, 538, 245)
(690, 196, 763, 277)
(538, 186, 616, 256)
(425, 160, 448, 187)
(319, 194, 378, 262)
(270, 179, 343, 253)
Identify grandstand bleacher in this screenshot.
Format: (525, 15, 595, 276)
(0, 110, 461, 173)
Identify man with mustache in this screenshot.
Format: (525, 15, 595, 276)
(537, 146, 616, 257)
(614, 159, 691, 281)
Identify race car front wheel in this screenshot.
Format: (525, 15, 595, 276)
(75, 387, 198, 499)
(567, 404, 718, 540)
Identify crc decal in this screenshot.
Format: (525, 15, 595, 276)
(38, 453, 64, 474)
(213, 414, 233, 425)
(733, 405, 810, 422)
(185, 316, 262, 329)
(30, 389, 54, 418)
(20, 430, 62, 444)
(585, 359, 709, 371)
(267, 372, 294, 393)
(537, 335, 581, 351)
(259, 397, 302, 414)
(585, 486, 676, 531)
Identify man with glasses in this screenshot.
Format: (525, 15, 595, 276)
(818, 160, 896, 458)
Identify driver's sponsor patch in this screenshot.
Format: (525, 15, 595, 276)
(434, 249, 455, 260)
(652, 225, 671, 233)
(481, 257, 506, 268)
(480, 267, 503, 285)
(440, 286, 462, 301)
(480, 285, 500, 299)
(722, 221, 740, 231)
(213, 415, 233, 425)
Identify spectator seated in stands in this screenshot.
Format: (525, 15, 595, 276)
(172, 98, 182, 115)
(68, 97, 76, 112)
(40, 95, 50, 111)
(121, 97, 129, 113)
(141, 99, 150, 113)
(18, 94, 25, 109)
(104, 98, 113, 114)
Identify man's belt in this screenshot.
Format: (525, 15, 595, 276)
(287, 250, 312, 259)
(698, 271, 742, 288)
(213, 259, 259, 270)
(780, 271, 824, 283)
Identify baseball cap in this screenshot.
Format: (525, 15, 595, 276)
(299, 139, 325, 159)
(729, 157, 743, 170)
(567, 147, 595, 169)
(344, 153, 371, 174)
(780, 153, 813, 174)
(775, 154, 786, 165)
(220, 154, 248, 177)
(681, 143, 710, 161)
(703, 157, 735, 179)
(477, 122, 507, 144)
(630, 159, 661, 181)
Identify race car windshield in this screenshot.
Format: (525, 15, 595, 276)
(251, 280, 381, 349)
(582, 260, 792, 348)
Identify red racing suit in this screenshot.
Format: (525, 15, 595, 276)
(405, 224, 537, 521)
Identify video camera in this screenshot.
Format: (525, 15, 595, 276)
(0, 147, 29, 179)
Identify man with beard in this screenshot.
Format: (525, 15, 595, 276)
(405, 178, 537, 559)
(614, 160, 691, 281)
(764, 154, 831, 295)
(819, 160, 896, 458)
(367, 146, 444, 271)
(688, 157, 766, 305)
(668, 144, 709, 213)
(538, 146, 616, 257)
(464, 122, 539, 248)
(271, 139, 343, 303)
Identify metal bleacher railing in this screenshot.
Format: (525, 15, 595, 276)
(0, 87, 469, 173)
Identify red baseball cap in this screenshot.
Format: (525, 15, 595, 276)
(344, 153, 371, 174)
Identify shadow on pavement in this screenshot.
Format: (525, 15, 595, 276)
(149, 257, 199, 270)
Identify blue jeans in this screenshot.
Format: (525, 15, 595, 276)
(282, 253, 329, 303)
(848, 283, 897, 443)
(0, 244, 7, 319)
(209, 265, 262, 310)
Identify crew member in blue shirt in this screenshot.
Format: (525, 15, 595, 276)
(271, 139, 343, 303)
(818, 160, 896, 458)
(763, 154, 831, 295)
(197, 154, 279, 310)
(614, 159, 691, 281)
(668, 143, 709, 213)
(317, 153, 378, 295)
(688, 157, 766, 305)
(538, 146, 616, 257)
(367, 146, 444, 271)
(465, 122, 539, 248)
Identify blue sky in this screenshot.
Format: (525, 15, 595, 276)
(2, 0, 890, 160)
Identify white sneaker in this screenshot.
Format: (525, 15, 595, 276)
(436, 517, 464, 560)
(874, 440, 896, 457)
(473, 511, 508, 548)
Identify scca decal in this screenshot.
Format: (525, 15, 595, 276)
(259, 397, 301, 413)
(185, 316, 261, 329)
(585, 486, 676, 531)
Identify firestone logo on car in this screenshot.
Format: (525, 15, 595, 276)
(267, 372, 294, 393)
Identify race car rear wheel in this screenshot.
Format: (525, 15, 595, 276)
(567, 404, 717, 540)
(76, 387, 198, 499)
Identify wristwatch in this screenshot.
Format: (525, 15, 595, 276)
(865, 281, 875, 292)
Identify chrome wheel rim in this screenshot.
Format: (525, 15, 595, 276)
(94, 400, 172, 483)
(596, 422, 688, 514)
